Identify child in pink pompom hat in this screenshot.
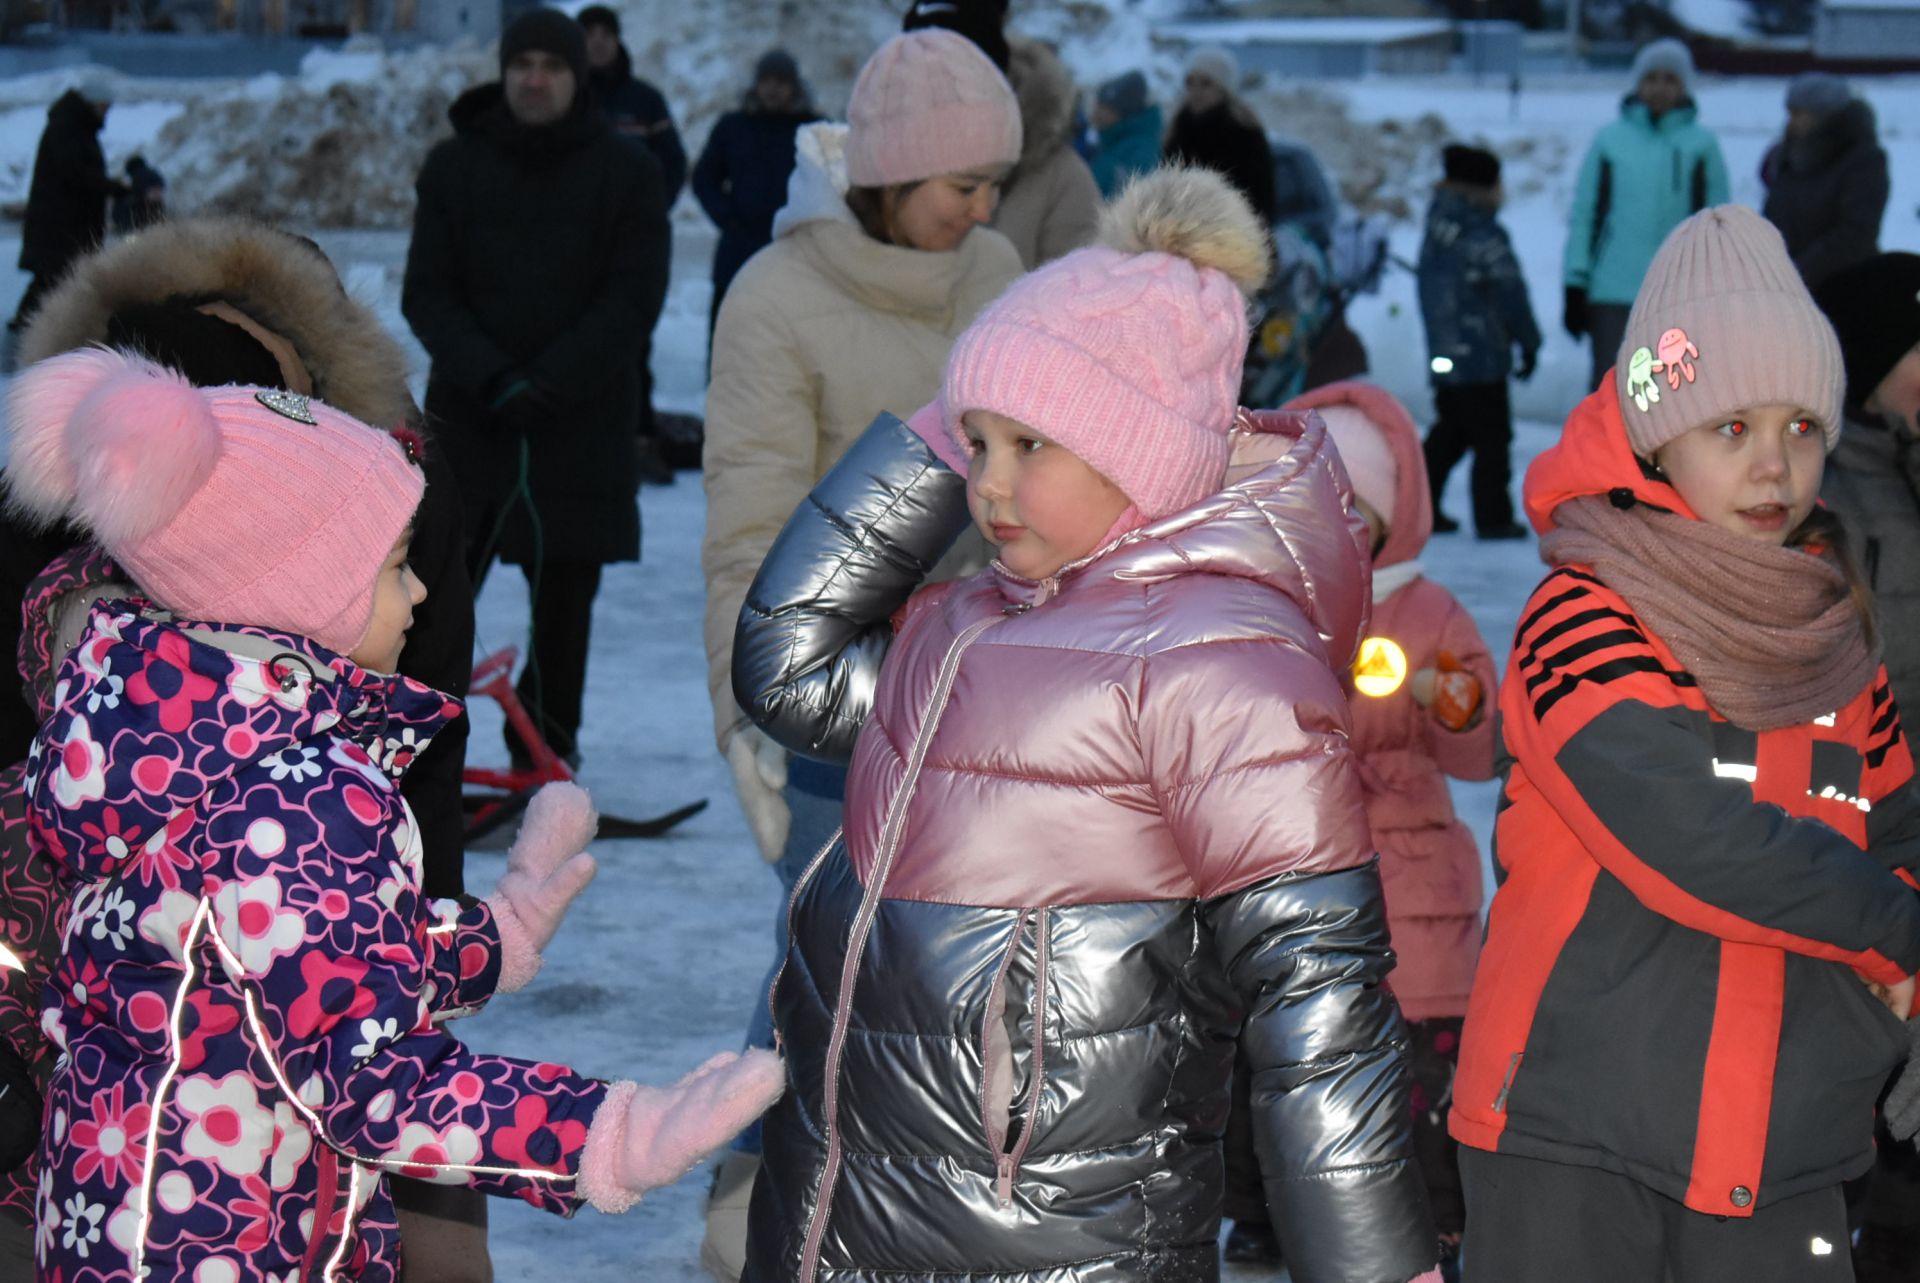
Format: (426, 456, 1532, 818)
(737, 168, 1443, 1283)
(8, 349, 783, 1282)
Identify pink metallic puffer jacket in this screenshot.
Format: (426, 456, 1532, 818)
(741, 410, 1435, 1283)
(1288, 382, 1497, 1021)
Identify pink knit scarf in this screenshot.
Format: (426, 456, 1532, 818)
(1540, 496, 1877, 731)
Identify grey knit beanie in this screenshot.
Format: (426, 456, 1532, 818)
(1786, 72, 1851, 116)
(1629, 39, 1694, 93)
(1616, 205, 1844, 455)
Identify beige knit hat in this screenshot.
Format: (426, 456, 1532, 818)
(1615, 204, 1844, 456)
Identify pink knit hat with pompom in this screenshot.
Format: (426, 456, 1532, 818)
(845, 30, 1022, 188)
(942, 166, 1272, 517)
(5, 347, 423, 656)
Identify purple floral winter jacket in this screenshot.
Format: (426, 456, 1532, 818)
(29, 603, 609, 1281)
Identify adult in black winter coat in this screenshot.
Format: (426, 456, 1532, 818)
(11, 83, 125, 331)
(579, 3, 687, 204)
(1761, 74, 1888, 291)
(1162, 45, 1276, 225)
(403, 8, 669, 766)
(691, 49, 820, 342)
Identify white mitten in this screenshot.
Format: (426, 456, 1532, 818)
(726, 725, 790, 863)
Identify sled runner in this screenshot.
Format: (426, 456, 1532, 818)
(462, 645, 707, 841)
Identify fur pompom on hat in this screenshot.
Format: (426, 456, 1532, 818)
(1615, 204, 1843, 457)
(942, 166, 1272, 518)
(5, 347, 423, 657)
(845, 30, 1022, 188)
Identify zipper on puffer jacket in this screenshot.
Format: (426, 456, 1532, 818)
(768, 825, 844, 1051)
(980, 908, 1052, 1210)
(797, 609, 1009, 1283)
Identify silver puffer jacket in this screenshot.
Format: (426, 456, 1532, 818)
(734, 412, 1435, 1283)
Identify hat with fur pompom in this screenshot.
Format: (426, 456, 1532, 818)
(4, 346, 422, 656)
(942, 165, 1272, 517)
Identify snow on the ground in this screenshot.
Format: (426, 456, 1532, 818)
(0, 49, 1915, 1279)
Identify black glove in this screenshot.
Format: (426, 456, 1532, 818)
(1515, 347, 1538, 382)
(1885, 1015, 1920, 1143)
(1563, 285, 1589, 340)
(488, 373, 558, 437)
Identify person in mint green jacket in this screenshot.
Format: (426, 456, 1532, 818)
(1562, 39, 1728, 393)
(1089, 70, 1162, 199)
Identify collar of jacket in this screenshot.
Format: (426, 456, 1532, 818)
(449, 82, 608, 163)
(1525, 377, 1700, 534)
(1619, 95, 1700, 132)
(987, 408, 1374, 669)
(774, 122, 1014, 324)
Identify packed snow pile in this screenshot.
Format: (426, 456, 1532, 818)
(145, 38, 493, 228)
(60, 0, 1566, 229)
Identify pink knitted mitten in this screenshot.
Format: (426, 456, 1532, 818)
(485, 781, 599, 991)
(578, 1050, 787, 1213)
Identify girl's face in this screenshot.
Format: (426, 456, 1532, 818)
(889, 170, 1006, 253)
(1650, 404, 1826, 544)
(964, 410, 1132, 581)
(350, 530, 428, 673)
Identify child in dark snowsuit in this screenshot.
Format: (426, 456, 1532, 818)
(1417, 144, 1540, 541)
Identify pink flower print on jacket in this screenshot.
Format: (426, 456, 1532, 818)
(68, 1083, 149, 1189)
(30, 605, 613, 1281)
(213, 874, 307, 974)
(45, 713, 107, 809)
(124, 629, 219, 734)
(286, 950, 378, 1040)
(177, 1071, 276, 1179)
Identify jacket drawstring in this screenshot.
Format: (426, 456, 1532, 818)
(797, 609, 1009, 1282)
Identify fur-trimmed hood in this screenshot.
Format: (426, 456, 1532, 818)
(17, 218, 418, 431)
(1006, 36, 1078, 174)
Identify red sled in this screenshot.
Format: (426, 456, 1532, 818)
(461, 645, 706, 841)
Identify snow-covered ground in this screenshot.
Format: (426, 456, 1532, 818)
(0, 52, 1914, 1280)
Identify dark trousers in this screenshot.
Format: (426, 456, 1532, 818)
(468, 540, 601, 763)
(1424, 381, 1515, 533)
(1462, 1148, 1855, 1283)
(1588, 302, 1632, 397)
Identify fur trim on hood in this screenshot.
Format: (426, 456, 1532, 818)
(17, 218, 418, 431)
(1006, 36, 1077, 175)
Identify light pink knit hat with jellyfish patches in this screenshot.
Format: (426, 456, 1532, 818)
(942, 166, 1273, 518)
(5, 346, 423, 656)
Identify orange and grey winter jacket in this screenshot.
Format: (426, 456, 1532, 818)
(1451, 379, 1920, 1217)
(734, 410, 1435, 1283)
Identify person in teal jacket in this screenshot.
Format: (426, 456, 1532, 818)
(1089, 70, 1162, 199)
(1562, 39, 1728, 393)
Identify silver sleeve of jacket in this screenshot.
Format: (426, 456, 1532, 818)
(731, 412, 973, 763)
(1203, 859, 1437, 1283)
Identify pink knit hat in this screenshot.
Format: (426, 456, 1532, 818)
(1616, 204, 1844, 456)
(845, 30, 1023, 188)
(942, 167, 1272, 518)
(6, 347, 424, 656)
